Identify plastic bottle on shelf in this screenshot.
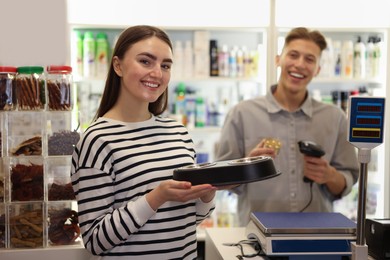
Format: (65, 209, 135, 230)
(83, 31, 96, 78)
(183, 40, 193, 78)
(236, 47, 244, 77)
(373, 36, 382, 78)
(218, 44, 229, 77)
(250, 44, 261, 78)
(228, 46, 237, 77)
(185, 92, 196, 130)
(173, 41, 184, 79)
(95, 32, 109, 79)
(319, 37, 334, 78)
(175, 82, 187, 125)
(342, 40, 354, 78)
(195, 96, 207, 127)
(365, 36, 375, 79)
(353, 36, 366, 79)
(71, 30, 83, 78)
(242, 46, 251, 77)
(333, 40, 342, 77)
(209, 40, 219, 77)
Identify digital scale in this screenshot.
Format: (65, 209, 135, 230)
(245, 212, 356, 259)
(347, 96, 385, 260)
(243, 96, 386, 259)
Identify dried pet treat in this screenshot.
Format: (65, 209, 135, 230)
(48, 208, 80, 245)
(11, 136, 42, 156)
(0, 66, 17, 111)
(48, 130, 80, 155)
(48, 182, 76, 200)
(0, 179, 4, 201)
(46, 65, 72, 111)
(9, 209, 43, 248)
(11, 163, 43, 201)
(47, 81, 71, 111)
(0, 214, 5, 248)
(15, 76, 45, 111)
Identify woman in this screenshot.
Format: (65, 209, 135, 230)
(71, 25, 216, 259)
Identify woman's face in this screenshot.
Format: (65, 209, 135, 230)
(113, 36, 173, 108)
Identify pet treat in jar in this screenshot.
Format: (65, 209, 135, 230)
(16, 66, 46, 110)
(0, 66, 17, 111)
(46, 65, 73, 111)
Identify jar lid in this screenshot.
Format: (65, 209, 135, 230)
(47, 65, 72, 74)
(17, 66, 44, 74)
(0, 66, 17, 73)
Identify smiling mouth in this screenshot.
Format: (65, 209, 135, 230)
(289, 72, 305, 79)
(143, 81, 159, 88)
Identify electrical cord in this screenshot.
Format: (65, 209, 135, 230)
(223, 237, 266, 258)
(299, 181, 313, 212)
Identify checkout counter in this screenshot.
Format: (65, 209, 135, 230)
(205, 227, 379, 260)
(206, 212, 358, 260)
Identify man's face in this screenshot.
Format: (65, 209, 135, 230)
(276, 39, 321, 95)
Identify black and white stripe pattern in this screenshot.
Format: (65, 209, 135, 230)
(71, 116, 214, 259)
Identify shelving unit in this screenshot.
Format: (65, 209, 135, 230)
(68, 4, 390, 224)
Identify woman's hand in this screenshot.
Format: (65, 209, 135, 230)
(146, 180, 217, 211)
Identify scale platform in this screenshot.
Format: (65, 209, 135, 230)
(246, 212, 357, 256)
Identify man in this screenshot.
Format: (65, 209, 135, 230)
(216, 27, 359, 226)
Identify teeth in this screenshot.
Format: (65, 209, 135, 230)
(290, 72, 304, 78)
(144, 82, 158, 88)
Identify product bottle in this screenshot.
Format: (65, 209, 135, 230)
(175, 82, 187, 125)
(209, 40, 219, 77)
(342, 40, 354, 78)
(71, 30, 83, 78)
(333, 41, 342, 77)
(218, 44, 229, 77)
(83, 31, 96, 78)
(195, 96, 207, 127)
(373, 36, 381, 78)
(242, 46, 251, 77)
(353, 36, 366, 79)
(236, 47, 244, 77)
(229, 46, 237, 78)
(183, 40, 193, 78)
(319, 37, 334, 78)
(95, 32, 109, 79)
(173, 41, 184, 79)
(365, 36, 375, 78)
(250, 44, 261, 78)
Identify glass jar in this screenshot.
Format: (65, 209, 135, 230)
(16, 66, 46, 111)
(0, 66, 17, 111)
(46, 65, 73, 111)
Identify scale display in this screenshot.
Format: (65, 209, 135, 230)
(348, 97, 385, 147)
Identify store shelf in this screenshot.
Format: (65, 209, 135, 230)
(0, 243, 90, 260)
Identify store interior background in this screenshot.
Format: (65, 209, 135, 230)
(1, 0, 389, 230)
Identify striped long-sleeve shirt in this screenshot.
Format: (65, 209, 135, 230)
(71, 115, 215, 259)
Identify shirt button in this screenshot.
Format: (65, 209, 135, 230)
(290, 192, 296, 198)
(291, 170, 295, 175)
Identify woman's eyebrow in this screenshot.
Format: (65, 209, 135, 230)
(138, 52, 173, 63)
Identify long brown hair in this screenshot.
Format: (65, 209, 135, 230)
(93, 25, 173, 121)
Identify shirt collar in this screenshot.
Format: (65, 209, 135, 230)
(265, 84, 313, 118)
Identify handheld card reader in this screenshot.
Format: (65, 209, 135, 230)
(347, 96, 385, 260)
